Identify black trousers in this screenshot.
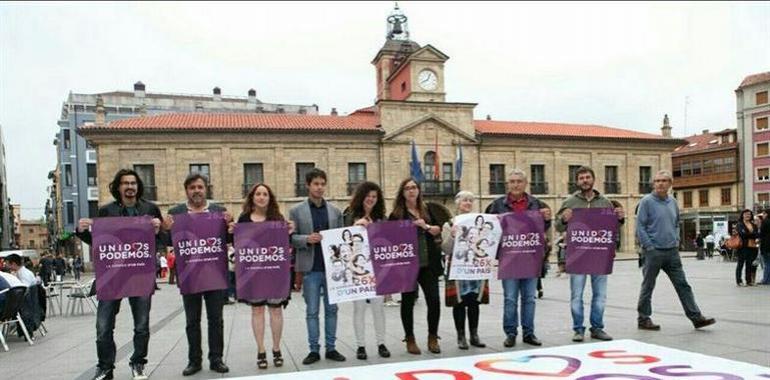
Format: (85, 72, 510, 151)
(182, 289, 226, 365)
(452, 293, 480, 334)
(401, 267, 440, 337)
(736, 247, 758, 284)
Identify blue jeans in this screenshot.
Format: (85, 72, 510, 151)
(502, 278, 537, 337)
(96, 296, 151, 370)
(302, 271, 337, 353)
(570, 274, 607, 334)
(761, 251, 770, 284)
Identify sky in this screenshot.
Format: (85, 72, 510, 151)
(1, 1, 768, 219)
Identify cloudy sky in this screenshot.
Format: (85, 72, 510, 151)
(1, 1, 768, 219)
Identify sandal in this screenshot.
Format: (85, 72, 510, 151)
(273, 350, 284, 367)
(257, 352, 268, 370)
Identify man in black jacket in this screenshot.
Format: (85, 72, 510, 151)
(163, 173, 231, 376)
(76, 169, 162, 380)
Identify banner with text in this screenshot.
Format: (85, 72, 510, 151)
(234, 222, 291, 300)
(498, 211, 546, 280)
(92, 216, 156, 301)
(566, 208, 618, 275)
(321, 226, 377, 304)
(171, 212, 228, 295)
(449, 213, 501, 280)
(367, 220, 420, 295)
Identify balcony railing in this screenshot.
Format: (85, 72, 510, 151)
(530, 182, 548, 195)
(488, 181, 506, 195)
(604, 182, 621, 194)
(638, 182, 653, 194)
(295, 183, 309, 197)
(144, 186, 157, 201)
(347, 181, 364, 196)
(421, 180, 460, 197)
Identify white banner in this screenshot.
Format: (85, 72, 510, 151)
(227, 339, 770, 379)
(449, 213, 501, 280)
(321, 226, 377, 304)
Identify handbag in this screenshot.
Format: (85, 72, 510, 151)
(725, 235, 743, 250)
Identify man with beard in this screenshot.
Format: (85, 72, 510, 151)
(555, 166, 625, 343)
(163, 173, 232, 376)
(76, 169, 162, 380)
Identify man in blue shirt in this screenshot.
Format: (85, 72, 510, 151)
(636, 170, 715, 330)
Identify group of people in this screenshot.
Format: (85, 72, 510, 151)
(733, 208, 769, 286)
(73, 165, 718, 380)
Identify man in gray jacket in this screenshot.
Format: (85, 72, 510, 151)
(555, 166, 624, 343)
(289, 168, 346, 365)
(164, 173, 232, 376)
(636, 170, 715, 330)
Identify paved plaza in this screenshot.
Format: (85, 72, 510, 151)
(2, 254, 768, 379)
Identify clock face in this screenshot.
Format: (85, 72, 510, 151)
(418, 69, 438, 91)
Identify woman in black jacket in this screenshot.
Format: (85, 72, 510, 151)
(389, 178, 443, 355)
(736, 209, 760, 286)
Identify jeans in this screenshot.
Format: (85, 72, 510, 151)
(96, 296, 151, 370)
(637, 247, 702, 322)
(761, 251, 770, 284)
(502, 278, 536, 337)
(182, 289, 225, 365)
(401, 267, 441, 337)
(302, 271, 337, 353)
(570, 274, 607, 334)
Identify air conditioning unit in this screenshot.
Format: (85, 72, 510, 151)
(88, 187, 99, 200)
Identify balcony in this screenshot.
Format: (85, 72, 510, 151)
(488, 181, 506, 195)
(604, 182, 621, 194)
(638, 182, 653, 194)
(421, 180, 460, 197)
(295, 183, 309, 197)
(530, 182, 548, 195)
(144, 186, 157, 201)
(347, 182, 364, 196)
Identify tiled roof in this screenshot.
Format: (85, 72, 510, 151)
(474, 120, 667, 141)
(738, 71, 770, 89)
(672, 129, 737, 156)
(82, 113, 381, 133)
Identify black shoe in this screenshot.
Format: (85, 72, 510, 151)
(503, 334, 516, 348)
(325, 350, 347, 362)
(523, 334, 542, 346)
(356, 346, 367, 360)
(470, 332, 486, 348)
(638, 319, 661, 331)
(302, 352, 321, 365)
(537, 290, 543, 299)
(129, 363, 148, 380)
(692, 316, 716, 329)
(91, 368, 113, 380)
(182, 363, 201, 376)
(209, 361, 229, 373)
(589, 328, 613, 341)
(457, 334, 469, 350)
(378, 344, 391, 358)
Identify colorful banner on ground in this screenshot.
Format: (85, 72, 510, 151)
(367, 220, 419, 295)
(321, 226, 376, 304)
(448, 213, 501, 280)
(225, 340, 770, 380)
(497, 211, 546, 280)
(92, 216, 156, 301)
(566, 208, 618, 275)
(234, 222, 291, 301)
(170, 212, 228, 295)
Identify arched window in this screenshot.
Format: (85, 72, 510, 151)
(424, 151, 436, 180)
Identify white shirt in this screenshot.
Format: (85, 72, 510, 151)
(704, 235, 715, 244)
(15, 266, 39, 287)
(1, 271, 25, 288)
(160, 256, 168, 269)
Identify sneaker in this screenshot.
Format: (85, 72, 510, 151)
(356, 346, 367, 360)
(692, 316, 716, 329)
(377, 344, 391, 358)
(572, 332, 584, 342)
(325, 350, 347, 362)
(590, 328, 613, 341)
(129, 363, 148, 380)
(91, 368, 113, 380)
(637, 319, 661, 331)
(302, 352, 321, 365)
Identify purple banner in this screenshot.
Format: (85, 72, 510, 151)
(367, 220, 420, 295)
(566, 208, 618, 275)
(92, 216, 156, 301)
(497, 211, 546, 280)
(171, 212, 228, 295)
(234, 221, 291, 300)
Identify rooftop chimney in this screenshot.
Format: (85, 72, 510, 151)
(213, 87, 221, 101)
(331, 107, 338, 116)
(486, 114, 492, 121)
(702, 129, 709, 135)
(248, 89, 257, 104)
(95, 95, 105, 126)
(133, 81, 145, 98)
(661, 114, 672, 138)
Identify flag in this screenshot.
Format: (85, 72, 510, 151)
(434, 132, 440, 180)
(410, 140, 424, 182)
(455, 142, 463, 181)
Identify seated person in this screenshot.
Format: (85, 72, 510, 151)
(0, 269, 25, 311)
(4, 254, 39, 287)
